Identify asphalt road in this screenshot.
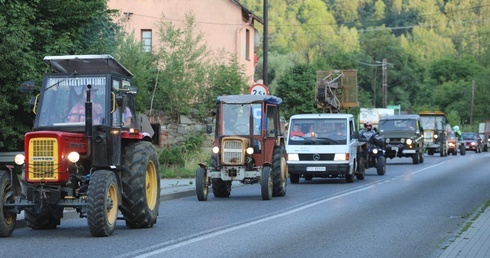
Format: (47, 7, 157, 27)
(2, 152, 489, 258)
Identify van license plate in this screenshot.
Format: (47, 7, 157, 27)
(306, 167, 326, 172)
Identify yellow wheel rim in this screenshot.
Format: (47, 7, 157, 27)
(145, 160, 158, 210)
(107, 182, 118, 225)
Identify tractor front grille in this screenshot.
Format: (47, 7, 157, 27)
(28, 137, 59, 180)
(221, 138, 248, 165)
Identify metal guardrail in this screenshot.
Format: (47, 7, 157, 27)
(0, 151, 22, 164)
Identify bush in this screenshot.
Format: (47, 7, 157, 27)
(158, 147, 185, 168)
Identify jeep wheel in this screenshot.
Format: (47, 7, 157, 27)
(289, 173, 300, 184)
(0, 171, 17, 237)
(196, 167, 208, 201)
(419, 150, 425, 163)
(377, 156, 386, 175)
(346, 173, 354, 183)
(212, 179, 231, 197)
(121, 141, 160, 229)
(87, 170, 119, 237)
(412, 152, 419, 164)
(272, 147, 287, 197)
(261, 166, 273, 200)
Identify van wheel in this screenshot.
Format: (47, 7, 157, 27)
(290, 173, 300, 184)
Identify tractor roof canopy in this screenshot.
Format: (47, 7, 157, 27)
(216, 95, 282, 105)
(44, 55, 133, 78)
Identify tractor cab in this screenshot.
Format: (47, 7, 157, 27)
(28, 55, 137, 132)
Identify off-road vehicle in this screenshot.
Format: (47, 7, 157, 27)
(0, 55, 160, 237)
(195, 95, 287, 201)
(378, 114, 425, 164)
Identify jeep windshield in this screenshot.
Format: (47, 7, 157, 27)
(288, 118, 347, 145)
(35, 76, 108, 128)
(379, 119, 416, 132)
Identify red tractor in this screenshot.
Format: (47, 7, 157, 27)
(0, 55, 160, 237)
(195, 95, 287, 201)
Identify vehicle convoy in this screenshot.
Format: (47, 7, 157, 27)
(0, 55, 160, 237)
(286, 114, 364, 183)
(419, 111, 448, 156)
(195, 95, 287, 201)
(378, 115, 425, 164)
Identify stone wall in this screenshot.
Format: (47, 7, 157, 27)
(147, 112, 213, 148)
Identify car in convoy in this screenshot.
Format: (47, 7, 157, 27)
(285, 113, 364, 183)
(461, 132, 483, 153)
(378, 114, 424, 164)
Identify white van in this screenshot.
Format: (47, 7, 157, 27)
(286, 113, 363, 183)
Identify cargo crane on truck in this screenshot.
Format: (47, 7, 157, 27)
(315, 70, 359, 114)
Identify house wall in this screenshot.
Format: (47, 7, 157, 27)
(108, 0, 260, 84)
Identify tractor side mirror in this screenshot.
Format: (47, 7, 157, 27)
(21, 80, 36, 93)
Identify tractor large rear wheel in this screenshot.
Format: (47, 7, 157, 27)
(121, 141, 160, 228)
(87, 170, 119, 237)
(0, 171, 17, 237)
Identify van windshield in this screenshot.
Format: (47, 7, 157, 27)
(288, 118, 347, 145)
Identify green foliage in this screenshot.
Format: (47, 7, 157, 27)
(275, 64, 317, 118)
(153, 12, 208, 120)
(113, 32, 158, 113)
(197, 51, 248, 119)
(158, 147, 185, 168)
(0, 0, 118, 150)
(159, 134, 204, 167)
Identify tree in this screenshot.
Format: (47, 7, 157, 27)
(0, 0, 118, 150)
(275, 64, 317, 119)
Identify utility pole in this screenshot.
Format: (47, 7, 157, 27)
(382, 58, 387, 108)
(262, 0, 269, 86)
(470, 80, 475, 126)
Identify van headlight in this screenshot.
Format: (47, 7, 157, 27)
(288, 154, 299, 161)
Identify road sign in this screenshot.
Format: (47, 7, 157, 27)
(249, 83, 269, 95)
(387, 105, 400, 109)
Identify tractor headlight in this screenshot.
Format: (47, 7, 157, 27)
(246, 147, 254, 155)
(212, 146, 220, 154)
(67, 152, 80, 163)
(14, 154, 25, 165)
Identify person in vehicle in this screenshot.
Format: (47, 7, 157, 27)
(360, 121, 376, 140)
(290, 124, 304, 137)
(67, 89, 103, 125)
(304, 124, 316, 137)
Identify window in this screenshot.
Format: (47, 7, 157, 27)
(142, 30, 152, 52)
(242, 29, 251, 61)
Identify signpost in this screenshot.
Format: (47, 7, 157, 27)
(249, 83, 269, 95)
(387, 104, 401, 115)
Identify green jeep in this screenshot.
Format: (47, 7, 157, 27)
(378, 115, 425, 164)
